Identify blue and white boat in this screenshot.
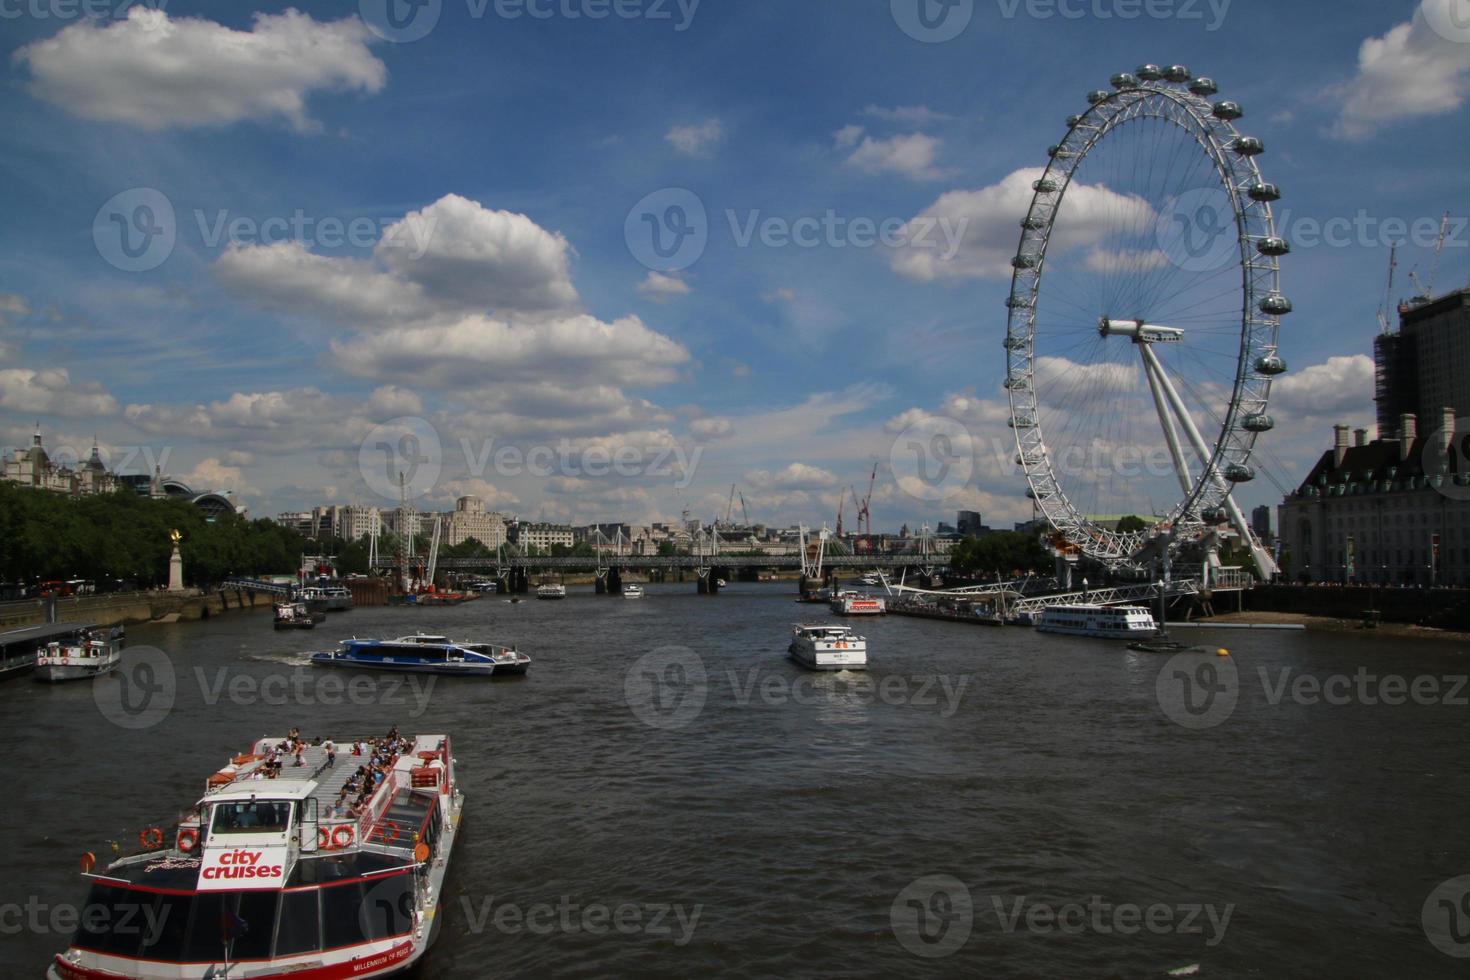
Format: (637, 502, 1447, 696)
(310, 633, 531, 677)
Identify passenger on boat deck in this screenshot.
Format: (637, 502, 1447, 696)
(324, 739, 337, 766)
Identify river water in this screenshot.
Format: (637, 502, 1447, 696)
(4, 582, 1470, 978)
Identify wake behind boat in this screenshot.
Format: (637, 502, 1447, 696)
(49, 727, 462, 980)
(310, 633, 530, 676)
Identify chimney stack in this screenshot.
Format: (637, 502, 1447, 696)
(1333, 424, 1350, 467)
(1441, 406, 1456, 457)
(1354, 428, 1368, 447)
(1399, 412, 1417, 462)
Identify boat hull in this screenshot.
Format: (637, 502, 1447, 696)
(33, 660, 118, 682)
(310, 653, 498, 676)
(787, 645, 868, 671)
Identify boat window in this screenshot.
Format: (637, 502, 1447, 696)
(273, 889, 322, 956)
(232, 890, 280, 959)
(360, 873, 414, 939)
(321, 882, 370, 949)
(72, 884, 147, 957)
(137, 892, 190, 961)
(213, 800, 293, 833)
(180, 892, 227, 962)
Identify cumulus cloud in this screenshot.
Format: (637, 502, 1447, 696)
(1335, 1, 1470, 139)
(744, 462, 842, 491)
(1269, 354, 1376, 417)
(0, 367, 118, 417)
(0, 293, 29, 325)
(842, 132, 949, 181)
(690, 417, 733, 442)
(890, 167, 1155, 281)
(638, 271, 692, 301)
(862, 104, 952, 126)
(16, 8, 385, 131)
(180, 457, 257, 496)
(665, 119, 724, 157)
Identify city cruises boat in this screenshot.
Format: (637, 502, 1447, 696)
(860, 573, 884, 587)
(1036, 603, 1158, 638)
(622, 584, 644, 599)
(33, 625, 125, 682)
(310, 634, 530, 677)
(0, 621, 99, 681)
(829, 591, 886, 616)
(788, 624, 868, 671)
(536, 583, 567, 600)
(273, 602, 317, 630)
(48, 728, 463, 980)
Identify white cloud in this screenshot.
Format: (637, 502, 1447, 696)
(665, 119, 724, 157)
(638, 271, 692, 301)
(180, 457, 258, 497)
(862, 105, 952, 126)
(0, 367, 118, 417)
(437, 478, 520, 510)
(833, 124, 865, 149)
(1269, 354, 1376, 417)
(0, 293, 29, 324)
(891, 167, 1155, 281)
(744, 462, 842, 491)
(1335, 1, 1470, 139)
(1034, 356, 1139, 399)
(842, 132, 948, 181)
(16, 8, 385, 131)
(690, 417, 733, 442)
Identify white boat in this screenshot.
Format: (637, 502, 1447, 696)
(1036, 603, 1157, 638)
(33, 625, 124, 682)
(537, 583, 567, 600)
(830, 591, 886, 616)
(622, 584, 644, 599)
(860, 573, 883, 587)
(789, 624, 868, 670)
(49, 728, 463, 980)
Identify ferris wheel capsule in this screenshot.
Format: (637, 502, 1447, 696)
(1212, 101, 1244, 120)
(1164, 65, 1192, 83)
(1231, 136, 1265, 156)
(1259, 293, 1293, 315)
(1189, 77, 1219, 96)
(1111, 73, 1140, 90)
(1135, 64, 1164, 81)
(1248, 182, 1281, 202)
(1087, 90, 1111, 105)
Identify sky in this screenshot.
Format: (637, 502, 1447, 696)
(1, 0, 1468, 534)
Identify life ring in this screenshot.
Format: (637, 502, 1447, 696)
(139, 827, 165, 851)
(80, 852, 96, 873)
(331, 825, 354, 848)
(177, 828, 199, 853)
(317, 827, 331, 850)
(382, 820, 400, 843)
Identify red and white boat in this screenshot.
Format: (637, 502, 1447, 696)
(828, 591, 886, 616)
(49, 729, 463, 980)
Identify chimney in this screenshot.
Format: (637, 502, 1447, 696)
(1399, 412, 1417, 462)
(1441, 406, 1456, 457)
(1353, 428, 1367, 447)
(1333, 424, 1350, 467)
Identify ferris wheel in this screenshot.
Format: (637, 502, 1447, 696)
(1003, 64, 1287, 577)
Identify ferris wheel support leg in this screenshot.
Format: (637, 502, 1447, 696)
(1139, 344, 1279, 579)
(1140, 348, 1196, 500)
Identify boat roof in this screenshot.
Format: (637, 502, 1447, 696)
(203, 733, 447, 811)
(0, 621, 96, 649)
(794, 623, 855, 632)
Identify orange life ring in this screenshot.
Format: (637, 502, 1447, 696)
(317, 827, 331, 849)
(382, 820, 399, 843)
(80, 852, 96, 873)
(331, 825, 354, 848)
(139, 827, 165, 851)
(177, 828, 199, 853)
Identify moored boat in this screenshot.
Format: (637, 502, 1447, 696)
(0, 621, 99, 682)
(622, 584, 644, 599)
(48, 727, 462, 980)
(1036, 603, 1157, 638)
(273, 602, 317, 630)
(33, 625, 124, 682)
(829, 591, 886, 616)
(310, 634, 529, 677)
(536, 583, 566, 600)
(788, 624, 868, 671)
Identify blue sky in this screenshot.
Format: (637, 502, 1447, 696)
(1, 0, 1468, 532)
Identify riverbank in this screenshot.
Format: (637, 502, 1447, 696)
(1197, 610, 1470, 643)
(0, 588, 275, 631)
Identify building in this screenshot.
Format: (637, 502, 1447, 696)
(1277, 413, 1470, 585)
(338, 505, 381, 542)
(3, 429, 119, 496)
(1250, 505, 1272, 542)
(957, 510, 983, 536)
(509, 521, 574, 551)
(114, 466, 242, 521)
(1375, 288, 1470, 437)
(381, 506, 424, 541)
(445, 496, 505, 548)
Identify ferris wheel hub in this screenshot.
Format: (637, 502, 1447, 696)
(1098, 317, 1184, 343)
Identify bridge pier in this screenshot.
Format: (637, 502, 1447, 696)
(608, 567, 623, 594)
(697, 570, 720, 595)
(799, 575, 824, 600)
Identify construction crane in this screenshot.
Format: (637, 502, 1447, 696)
(1378, 243, 1397, 334)
(857, 463, 877, 535)
(725, 483, 737, 525)
(1408, 211, 1451, 302)
(835, 493, 845, 538)
(739, 491, 749, 527)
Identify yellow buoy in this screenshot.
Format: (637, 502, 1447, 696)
(1217, 648, 1230, 657)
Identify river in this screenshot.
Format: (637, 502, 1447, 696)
(3, 582, 1469, 978)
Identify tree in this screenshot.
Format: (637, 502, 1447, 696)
(949, 531, 1050, 577)
(1116, 515, 1148, 534)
